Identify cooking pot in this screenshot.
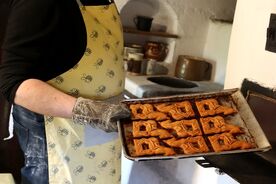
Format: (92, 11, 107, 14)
(144, 41, 168, 61)
(175, 55, 212, 81)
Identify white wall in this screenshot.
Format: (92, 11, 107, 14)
(165, 0, 236, 56)
(119, 0, 177, 34)
(225, 0, 276, 89)
(203, 20, 232, 85)
(164, 0, 236, 74)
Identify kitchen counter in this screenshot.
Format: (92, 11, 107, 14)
(125, 74, 223, 98)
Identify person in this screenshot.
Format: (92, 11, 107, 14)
(0, 0, 130, 183)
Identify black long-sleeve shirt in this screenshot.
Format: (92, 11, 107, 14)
(0, 0, 87, 103)
(0, 0, 86, 103)
(0, 0, 113, 102)
(0, 0, 113, 103)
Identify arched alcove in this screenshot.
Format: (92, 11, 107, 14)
(118, 0, 179, 73)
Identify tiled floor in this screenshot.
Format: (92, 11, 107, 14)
(121, 156, 239, 184)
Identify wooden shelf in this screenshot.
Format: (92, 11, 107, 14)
(123, 26, 179, 39)
(210, 18, 233, 24)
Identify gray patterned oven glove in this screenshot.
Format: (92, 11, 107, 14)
(72, 97, 130, 132)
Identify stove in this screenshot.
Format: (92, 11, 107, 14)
(125, 74, 223, 98)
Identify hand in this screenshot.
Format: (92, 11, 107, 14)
(72, 97, 130, 132)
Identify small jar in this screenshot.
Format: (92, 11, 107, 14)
(127, 52, 144, 75)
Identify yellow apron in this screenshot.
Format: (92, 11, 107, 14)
(45, 4, 125, 184)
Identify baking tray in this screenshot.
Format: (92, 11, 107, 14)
(118, 88, 272, 161)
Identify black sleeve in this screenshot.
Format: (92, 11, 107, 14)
(0, 0, 86, 103)
(0, 0, 59, 103)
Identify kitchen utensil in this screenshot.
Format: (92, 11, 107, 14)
(126, 53, 144, 75)
(123, 44, 143, 60)
(175, 55, 212, 81)
(133, 16, 153, 31)
(146, 59, 168, 75)
(128, 52, 144, 61)
(144, 41, 168, 61)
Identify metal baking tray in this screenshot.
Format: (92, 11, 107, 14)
(118, 88, 272, 161)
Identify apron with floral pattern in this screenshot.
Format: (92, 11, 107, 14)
(45, 3, 125, 184)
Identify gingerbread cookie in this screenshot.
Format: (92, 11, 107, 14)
(195, 98, 237, 117)
(208, 133, 253, 152)
(159, 119, 202, 138)
(155, 101, 195, 120)
(164, 136, 209, 154)
(130, 103, 168, 121)
(133, 120, 173, 139)
(133, 137, 176, 156)
(200, 116, 243, 135)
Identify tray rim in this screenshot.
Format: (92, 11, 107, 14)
(118, 88, 272, 161)
(121, 88, 239, 104)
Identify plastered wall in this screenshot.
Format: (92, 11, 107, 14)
(225, 0, 276, 89)
(164, 0, 236, 58)
(116, 0, 236, 81)
(203, 20, 232, 85)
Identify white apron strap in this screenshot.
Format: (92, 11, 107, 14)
(3, 105, 14, 140)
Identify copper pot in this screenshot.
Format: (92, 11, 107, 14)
(144, 41, 168, 61)
(175, 55, 212, 81)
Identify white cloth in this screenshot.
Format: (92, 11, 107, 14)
(3, 105, 14, 141)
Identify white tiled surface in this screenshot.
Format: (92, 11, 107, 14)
(124, 74, 223, 98)
(121, 155, 239, 184)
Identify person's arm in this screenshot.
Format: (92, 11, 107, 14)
(14, 79, 76, 118)
(15, 78, 130, 132)
(1, 0, 129, 132)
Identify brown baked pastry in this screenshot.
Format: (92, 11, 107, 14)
(130, 104, 154, 119)
(133, 137, 176, 156)
(154, 102, 174, 112)
(159, 119, 202, 137)
(164, 136, 209, 154)
(155, 101, 195, 120)
(170, 101, 195, 120)
(133, 120, 173, 139)
(147, 112, 169, 121)
(195, 98, 237, 117)
(130, 104, 168, 120)
(208, 133, 253, 152)
(200, 116, 243, 135)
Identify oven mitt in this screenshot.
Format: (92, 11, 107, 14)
(72, 97, 130, 132)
